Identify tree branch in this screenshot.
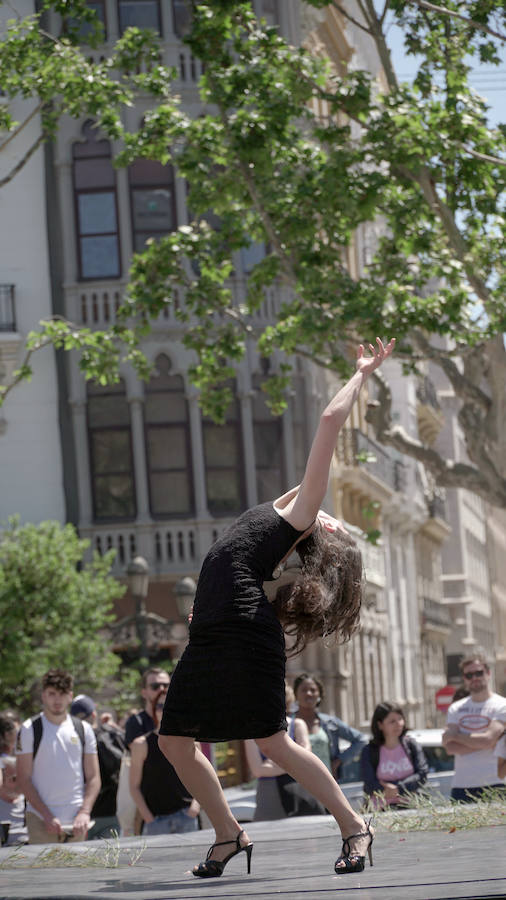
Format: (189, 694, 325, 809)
(0, 336, 52, 408)
(379, 0, 391, 27)
(355, 0, 374, 31)
(394, 165, 492, 304)
(462, 145, 506, 168)
(237, 160, 298, 286)
(330, 0, 373, 36)
(408, 0, 506, 43)
(411, 330, 491, 412)
(0, 132, 46, 189)
(362, 0, 399, 88)
(0, 102, 43, 153)
(365, 369, 506, 505)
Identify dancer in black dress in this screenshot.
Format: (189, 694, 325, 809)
(159, 337, 395, 877)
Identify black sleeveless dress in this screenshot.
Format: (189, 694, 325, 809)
(159, 502, 309, 742)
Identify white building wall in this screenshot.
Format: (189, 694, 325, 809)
(0, 1, 65, 525)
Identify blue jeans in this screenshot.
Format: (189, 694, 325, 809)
(451, 784, 506, 803)
(142, 809, 199, 836)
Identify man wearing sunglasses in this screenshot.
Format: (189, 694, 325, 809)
(124, 669, 170, 749)
(443, 654, 506, 802)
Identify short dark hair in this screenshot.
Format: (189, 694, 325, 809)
(370, 702, 407, 745)
(41, 669, 73, 693)
(293, 673, 325, 704)
(459, 654, 490, 674)
(141, 667, 168, 688)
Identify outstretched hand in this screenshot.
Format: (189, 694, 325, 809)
(356, 337, 395, 377)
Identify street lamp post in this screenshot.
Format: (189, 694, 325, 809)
(127, 555, 150, 663)
(174, 576, 197, 619)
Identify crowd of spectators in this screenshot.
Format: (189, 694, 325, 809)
(2, 657, 505, 847)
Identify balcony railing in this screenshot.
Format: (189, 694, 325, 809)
(67, 277, 287, 329)
(82, 517, 234, 576)
(337, 428, 404, 493)
(83, 41, 205, 86)
(422, 596, 452, 629)
(0, 285, 16, 332)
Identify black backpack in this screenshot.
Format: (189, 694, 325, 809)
(95, 724, 125, 781)
(92, 724, 126, 817)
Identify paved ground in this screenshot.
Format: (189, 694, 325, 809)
(1, 816, 506, 900)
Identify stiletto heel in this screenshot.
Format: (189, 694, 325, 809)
(192, 829, 254, 878)
(334, 818, 374, 875)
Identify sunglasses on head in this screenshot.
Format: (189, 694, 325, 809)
(463, 669, 485, 680)
(148, 681, 168, 690)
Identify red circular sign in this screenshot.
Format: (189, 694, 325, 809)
(435, 685, 456, 711)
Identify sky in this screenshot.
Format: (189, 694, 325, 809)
(383, 16, 506, 127)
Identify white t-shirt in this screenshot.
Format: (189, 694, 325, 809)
(494, 733, 506, 765)
(17, 713, 97, 824)
(447, 692, 506, 788)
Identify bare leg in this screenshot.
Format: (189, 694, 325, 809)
(257, 731, 372, 868)
(159, 735, 251, 864)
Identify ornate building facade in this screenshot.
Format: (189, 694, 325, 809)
(2, 0, 504, 750)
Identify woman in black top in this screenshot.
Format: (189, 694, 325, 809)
(159, 338, 395, 877)
(130, 694, 199, 835)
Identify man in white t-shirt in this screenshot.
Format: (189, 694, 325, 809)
(443, 654, 506, 802)
(16, 669, 100, 843)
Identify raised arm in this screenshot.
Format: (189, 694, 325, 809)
(277, 338, 395, 530)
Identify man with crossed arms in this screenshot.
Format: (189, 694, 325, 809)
(443, 654, 506, 802)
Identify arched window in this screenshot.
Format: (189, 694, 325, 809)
(128, 159, 176, 252)
(144, 355, 194, 516)
(87, 380, 136, 520)
(73, 122, 121, 280)
(252, 373, 285, 503)
(203, 384, 244, 516)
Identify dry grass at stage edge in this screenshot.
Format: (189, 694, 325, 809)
(0, 836, 146, 869)
(363, 787, 506, 832)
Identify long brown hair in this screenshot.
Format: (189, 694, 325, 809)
(272, 525, 363, 655)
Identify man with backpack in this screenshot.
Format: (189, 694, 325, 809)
(70, 694, 125, 839)
(16, 670, 100, 844)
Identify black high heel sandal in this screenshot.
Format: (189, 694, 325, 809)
(192, 829, 253, 878)
(335, 819, 374, 875)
